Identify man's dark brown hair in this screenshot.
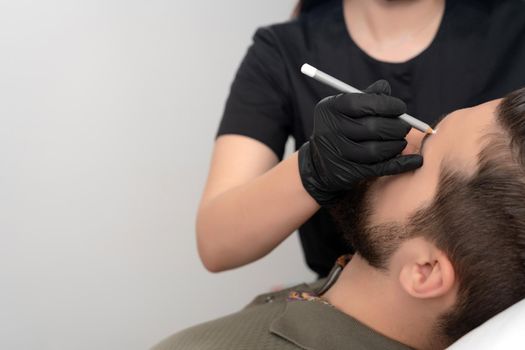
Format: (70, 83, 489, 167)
(332, 87, 525, 344)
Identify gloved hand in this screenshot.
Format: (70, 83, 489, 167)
(298, 80, 423, 206)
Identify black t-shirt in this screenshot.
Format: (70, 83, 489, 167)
(217, 0, 525, 277)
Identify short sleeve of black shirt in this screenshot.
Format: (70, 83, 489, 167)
(217, 28, 293, 160)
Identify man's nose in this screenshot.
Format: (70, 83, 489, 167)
(402, 128, 424, 155)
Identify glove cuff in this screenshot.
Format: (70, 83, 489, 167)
(298, 142, 343, 206)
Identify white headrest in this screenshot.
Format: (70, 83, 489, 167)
(447, 298, 525, 349)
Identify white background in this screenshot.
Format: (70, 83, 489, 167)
(0, 1, 317, 349)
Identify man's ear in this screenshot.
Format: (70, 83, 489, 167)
(399, 244, 455, 299)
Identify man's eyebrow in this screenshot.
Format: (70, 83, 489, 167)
(420, 113, 448, 153)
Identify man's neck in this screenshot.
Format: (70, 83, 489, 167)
(322, 254, 444, 350)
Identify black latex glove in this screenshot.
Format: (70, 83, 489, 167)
(298, 80, 423, 206)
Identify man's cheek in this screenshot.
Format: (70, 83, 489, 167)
(367, 172, 416, 225)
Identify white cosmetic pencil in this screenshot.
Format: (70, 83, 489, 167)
(301, 63, 436, 134)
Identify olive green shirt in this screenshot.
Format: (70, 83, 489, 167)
(152, 281, 412, 350)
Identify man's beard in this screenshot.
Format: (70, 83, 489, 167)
(330, 180, 409, 269)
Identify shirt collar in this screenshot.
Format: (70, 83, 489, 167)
(270, 300, 412, 350)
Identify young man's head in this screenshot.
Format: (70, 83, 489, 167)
(331, 88, 525, 346)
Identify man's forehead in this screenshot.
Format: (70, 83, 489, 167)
(441, 99, 500, 129)
(435, 99, 501, 174)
